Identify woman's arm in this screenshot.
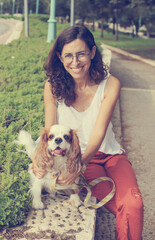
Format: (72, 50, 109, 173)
(44, 81, 57, 129)
(82, 75, 121, 165)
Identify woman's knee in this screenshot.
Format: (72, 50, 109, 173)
(130, 187, 143, 211)
(121, 187, 143, 213)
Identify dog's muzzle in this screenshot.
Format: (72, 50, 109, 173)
(51, 146, 66, 156)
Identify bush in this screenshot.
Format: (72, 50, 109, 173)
(0, 16, 52, 231)
(0, 125, 32, 230)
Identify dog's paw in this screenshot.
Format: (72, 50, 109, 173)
(69, 194, 81, 207)
(32, 200, 44, 210)
(51, 170, 61, 178)
(49, 190, 56, 198)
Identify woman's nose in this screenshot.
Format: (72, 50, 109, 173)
(72, 55, 79, 64)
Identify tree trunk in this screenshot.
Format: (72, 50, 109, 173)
(100, 18, 104, 38)
(135, 24, 139, 38)
(131, 22, 135, 38)
(82, 17, 85, 25)
(113, 17, 115, 35)
(146, 29, 150, 38)
(145, 23, 151, 38)
(115, 8, 119, 41)
(91, 19, 95, 32)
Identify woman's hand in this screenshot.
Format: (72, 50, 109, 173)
(56, 166, 81, 185)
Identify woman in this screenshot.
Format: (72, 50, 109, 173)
(44, 25, 143, 240)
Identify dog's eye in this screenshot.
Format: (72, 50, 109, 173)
(49, 134, 54, 140)
(64, 135, 70, 141)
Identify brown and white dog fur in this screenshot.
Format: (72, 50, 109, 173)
(16, 125, 82, 209)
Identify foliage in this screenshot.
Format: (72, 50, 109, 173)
(0, 15, 54, 231)
(1, 0, 154, 38)
(75, 0, 93, 23)
(119, 0, 155, 38)
(0, 153, 31, 230)
(0, 0, 50, 14)
(56, 0, 70, 19)
(0, 15, 22, 20)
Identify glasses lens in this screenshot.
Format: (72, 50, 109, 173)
(78, 52, 90, 62)
(63, 54, 72, 64)
(62, 52, 90, 64)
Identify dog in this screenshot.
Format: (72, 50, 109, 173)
(16, 124, 83, 209)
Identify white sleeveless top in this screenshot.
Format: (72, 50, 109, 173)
(57, 78, 123, 155)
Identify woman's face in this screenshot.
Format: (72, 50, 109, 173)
(60, 39, 96, 82)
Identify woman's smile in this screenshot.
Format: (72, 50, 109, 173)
(70, 66, 83, 73)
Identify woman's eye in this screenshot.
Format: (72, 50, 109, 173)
(49, 134, 54, 140)
(64, 135, 70, 141)
(78, 52, 85, 56)
(64, 54, 72, 58)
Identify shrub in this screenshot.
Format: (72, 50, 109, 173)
(0, 16, 51, 231)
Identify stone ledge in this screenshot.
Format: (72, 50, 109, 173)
(1, 193, 96, 240)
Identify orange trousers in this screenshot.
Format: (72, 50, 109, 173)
(83, 152, 143, 240)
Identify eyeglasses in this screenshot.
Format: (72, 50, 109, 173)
(61, 51, 90, 64)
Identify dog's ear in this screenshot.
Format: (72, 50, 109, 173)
(66, 130, 82, 173)
(40, 128, 48, 142)
(32, 128, 54, 178)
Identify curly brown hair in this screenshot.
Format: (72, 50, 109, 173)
(44, 25, 108, 106)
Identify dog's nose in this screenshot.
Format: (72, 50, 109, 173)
(55, 137, 63, 144)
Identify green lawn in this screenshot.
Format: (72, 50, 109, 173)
(94, 29, 155, 60)
(0, 16, 51, 230)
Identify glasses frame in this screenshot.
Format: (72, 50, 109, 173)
(60, 51, 90, 65)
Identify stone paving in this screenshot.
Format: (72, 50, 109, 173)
(1, 193, 96, 240)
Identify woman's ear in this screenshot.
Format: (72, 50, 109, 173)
(91, 45, 96, 60)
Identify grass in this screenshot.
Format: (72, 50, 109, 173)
(0, 16, 52, 230)
(94, 29, 155, 60)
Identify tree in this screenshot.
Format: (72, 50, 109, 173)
(1, 0, 50, 14)
(28, 0, 50, 14)
(56, 0, 70, 22)
(75, 0, 93, 24)
(89, 0, 110, 38)
(109, 0, 130, 41)
(119, 3, 138, 38)
(126, 0, 155, 38)
(140, 0, 155, 38)
(1, 0, 12, 14)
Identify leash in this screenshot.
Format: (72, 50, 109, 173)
(82, 176, 115, 208)
(51, 174, 115, 209)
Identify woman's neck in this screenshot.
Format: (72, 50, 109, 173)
(74, 77, 91, 91)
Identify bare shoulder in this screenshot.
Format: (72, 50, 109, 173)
(104, 75, 121, 98)
(44, 81, 55, 103)
(44, 81, 52, 92)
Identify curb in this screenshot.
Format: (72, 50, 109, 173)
(101, 43, 155, 67)
(5, 20, 23, 44)
(0, 18, 23, 45)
